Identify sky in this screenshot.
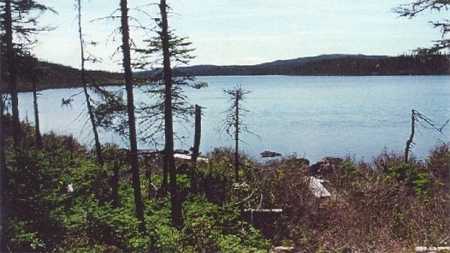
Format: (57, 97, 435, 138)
(34, 0, 447, 71)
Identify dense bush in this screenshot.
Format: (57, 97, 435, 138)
(3, 120, 269, 252)
(257, 150, 450, 252)
(3, 119, 449, 252)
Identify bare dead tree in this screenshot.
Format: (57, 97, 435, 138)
(31, 69, 42, 147)
(21, 55, 44, 147)
(405, 109, 449, 162)
(191, 105, 202, 167)
(0, 20, 7, 250)
(119, 0, 145, 232)
(223, 85, 251, 182)
(90, 0, 147, 231)
(405, 110, 417, 163)
(76, 0, 103, 165)
(3, 0, 19, 148)
(0, 90, 7, 253)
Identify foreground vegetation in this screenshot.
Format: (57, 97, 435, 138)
(3, 118, 449, 252)
(3, 119, 269, 252)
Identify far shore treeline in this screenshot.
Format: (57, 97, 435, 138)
(4, 53, 449, 92)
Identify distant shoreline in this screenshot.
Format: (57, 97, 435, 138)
(15, 73, 450, 93)
(5, 53, 449, 93)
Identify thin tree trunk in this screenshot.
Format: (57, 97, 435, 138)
(32, 80, 42, 148)
(234, 92, 240, 181)
(146, 162, 153, 199)
(160, 0, 183, 228)
(77, 0, 103, 165)
(405, 110, 416, 163)
(111, 161, 120, 208)
(162, 154, 168, 192)
(5, 0, 20, 148)
(120, 0, 145, 232)
(191, 105, 201, 192)
(0, 93, 8, 252)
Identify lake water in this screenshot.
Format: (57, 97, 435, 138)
(18, 75, 450, 162)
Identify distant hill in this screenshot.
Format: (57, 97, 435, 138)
(1, 61, 122, 92)
(161, 54, 450, 77)
(36, 61, 123, 90)
(3, 54, 449, 92)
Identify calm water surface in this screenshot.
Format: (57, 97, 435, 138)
(18, 75, 450, 162)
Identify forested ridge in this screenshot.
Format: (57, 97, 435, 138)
(2, 53, 449, 92)
(166, 53, 450, 77)
(0, 61, 122, 92)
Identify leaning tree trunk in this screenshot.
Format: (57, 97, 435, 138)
(120, 0, 145, 232)
(77, 0, 103, 165)
(404, 110, 416, 163)
(160, 0, 183, 229)
(32, 79, 42, 147)
(234, 92, 240, 181)
(5, 0, 20, 149)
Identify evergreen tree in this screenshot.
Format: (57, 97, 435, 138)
(133, 0, 206, 228)
(0, 1, 54, 250)
(160, 0, 181, 228)
(0, 0, 55, 147)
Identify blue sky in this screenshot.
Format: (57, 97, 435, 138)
(35, 0, 447, 71)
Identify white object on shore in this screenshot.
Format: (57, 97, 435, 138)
(173, 153, 209, 162)
(308, 176, 331, 198)
(415, 246, 450, 252)
(272, 246, 295, 253)
(67, 183, 74, 193)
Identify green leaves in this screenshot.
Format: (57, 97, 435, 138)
(385, 163, 432, 195)
(8, 220, 46, 251)
(182, 197, 269, 252)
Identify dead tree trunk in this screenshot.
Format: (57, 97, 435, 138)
(234, 91, 240, 181)
(191, 105, 202, 192)
(162, 156, 168, 192)
(145, 160, 153, 199)
(32, 79, 42, 147)
(0, 93, 7, 252)
(5, 0, 20, 148)
(77, 0, 103, 165)
(120, 0, 145, 232)
(160, 0, 183, 228)
(405, 110, 416, 163)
